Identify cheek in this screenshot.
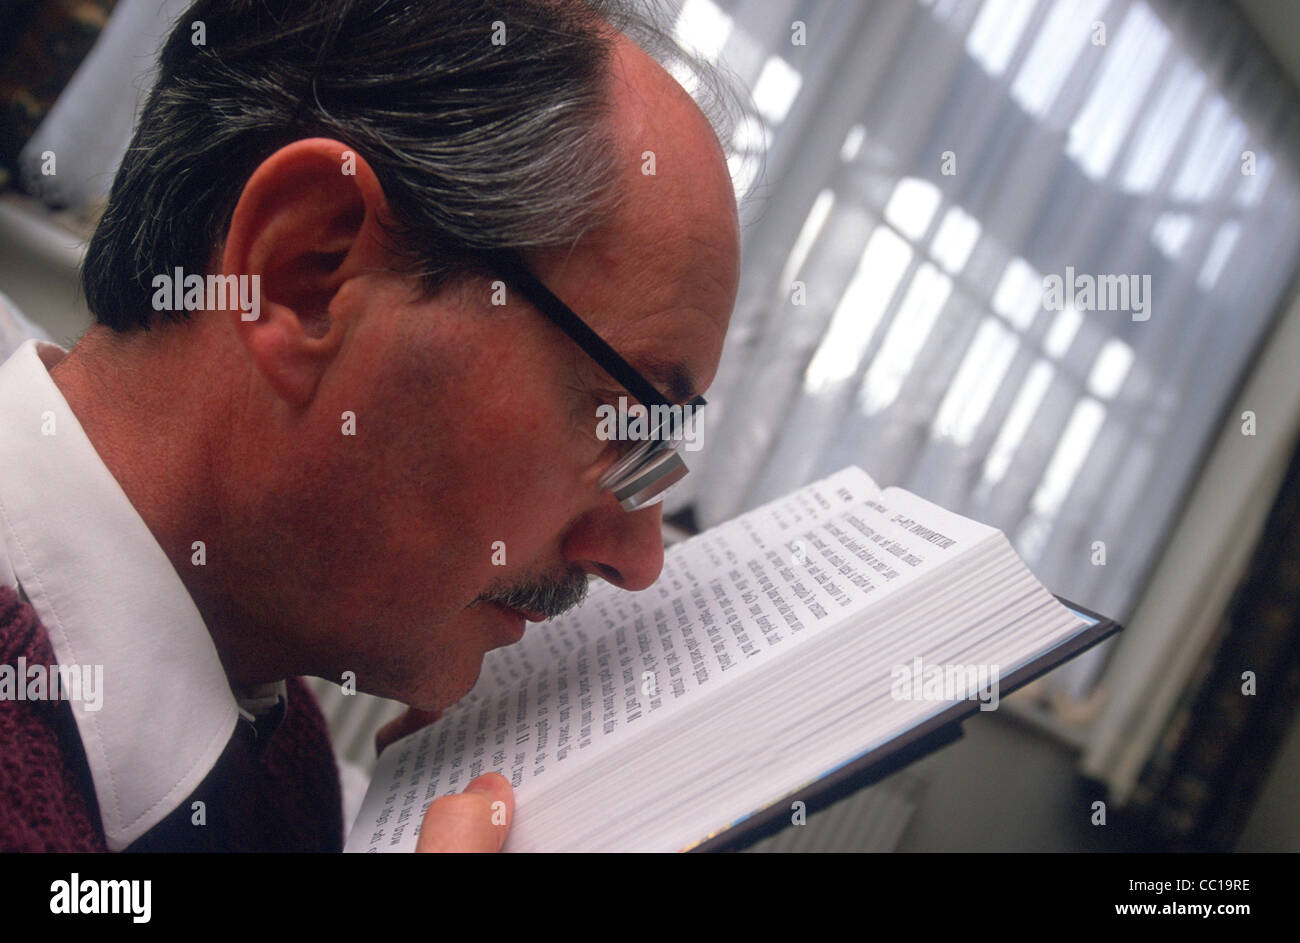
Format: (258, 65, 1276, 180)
(354, 312, 588, 596)
(340, 416, 575, 634)
(433, 395, 586, 563)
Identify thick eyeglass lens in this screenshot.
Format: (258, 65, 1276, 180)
(599, 438, 690, 511)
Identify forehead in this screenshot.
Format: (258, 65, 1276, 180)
(531, 40, 740, 402)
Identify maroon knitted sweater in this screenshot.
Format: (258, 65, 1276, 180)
(0, 585, 343, 852)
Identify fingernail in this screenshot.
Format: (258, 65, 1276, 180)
(464, 774, 501, 795)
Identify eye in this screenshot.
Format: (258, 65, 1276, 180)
(571, 387, 624, 452)
(604, 435, 642, 461)
(582, 389, 654, 481)
(594, 418, 642, 462)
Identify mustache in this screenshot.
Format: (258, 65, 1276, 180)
(473, 569, 590, 619)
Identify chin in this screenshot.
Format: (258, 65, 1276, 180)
(439, 670, 483, 711)
(382, 602, 512, 709)
(402, 645, 488, 712)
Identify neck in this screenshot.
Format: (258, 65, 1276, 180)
(49, 321, 294, 690)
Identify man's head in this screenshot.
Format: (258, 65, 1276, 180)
(71, 0, 740, 709)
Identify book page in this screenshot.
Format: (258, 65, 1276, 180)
(344, 466, 998, 851)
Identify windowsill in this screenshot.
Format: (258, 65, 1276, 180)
(0, 191, 92, 272)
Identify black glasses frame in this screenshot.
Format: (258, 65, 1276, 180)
(484, 250, 707, 422)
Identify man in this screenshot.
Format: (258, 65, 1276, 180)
(0, 0, 739, 852)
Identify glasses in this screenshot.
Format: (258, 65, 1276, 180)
(486, 250, 706, 512)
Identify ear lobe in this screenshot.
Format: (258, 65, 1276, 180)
(220, 138, 392, 405)
(239, 313, 325, 407)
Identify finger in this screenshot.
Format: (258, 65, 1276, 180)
(375, 708, 442, 755)
(416, 773, 514, 853)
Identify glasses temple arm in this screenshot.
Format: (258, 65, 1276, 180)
(487, 251, 702, 412)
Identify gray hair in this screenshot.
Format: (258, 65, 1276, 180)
(81, 0, 742, 331)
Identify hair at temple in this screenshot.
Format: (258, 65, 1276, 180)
(80, 0, 742, 332)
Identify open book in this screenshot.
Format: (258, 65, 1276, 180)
(345, 466, 1119, 852)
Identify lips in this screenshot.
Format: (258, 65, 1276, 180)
(482, 600, 555, 648)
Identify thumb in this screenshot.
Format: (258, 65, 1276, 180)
(416, 773, 514, 853)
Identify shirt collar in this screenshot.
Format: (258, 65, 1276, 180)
(0, 338, 245, 850)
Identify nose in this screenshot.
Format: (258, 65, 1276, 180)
(562, 496, 666, 592)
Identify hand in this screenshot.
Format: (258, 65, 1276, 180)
(416, 772, 514, 852)
(375, 707, 443, 755)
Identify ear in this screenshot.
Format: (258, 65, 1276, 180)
(220, 138, 394, 406)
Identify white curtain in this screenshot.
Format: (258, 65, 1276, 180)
(667, 0, 1300, 698)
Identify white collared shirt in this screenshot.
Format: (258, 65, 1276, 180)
(0, 337, 279, 850)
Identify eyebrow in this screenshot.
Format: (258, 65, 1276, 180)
(637, 357, 697, 404)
